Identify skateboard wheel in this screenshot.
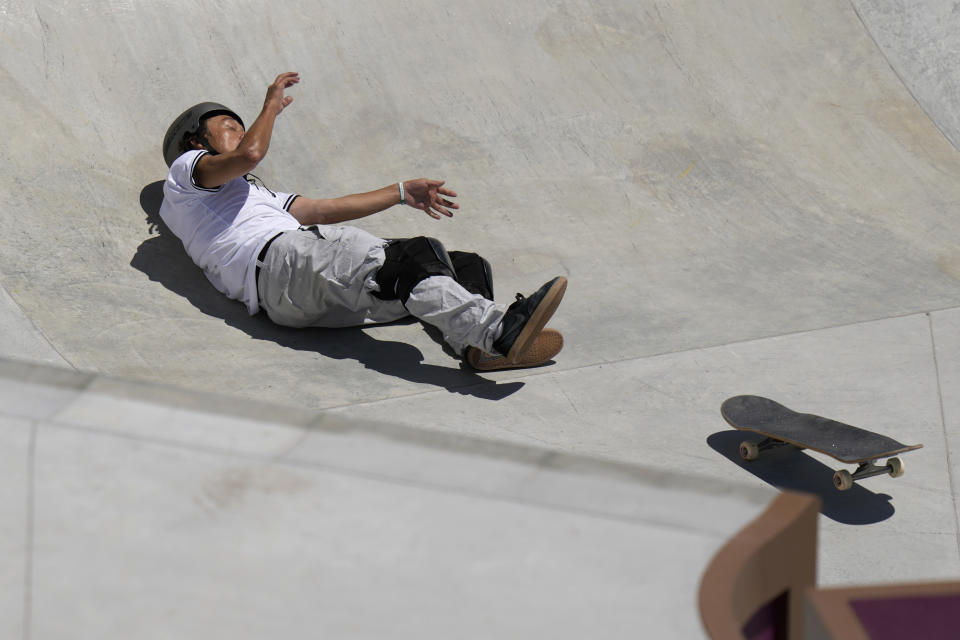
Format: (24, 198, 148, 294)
(739, 441, 759, 461)
(833, 469, 854, 491)
(888, 457, 905, 478)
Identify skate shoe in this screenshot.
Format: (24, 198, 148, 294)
(492, 276, 567, 363)
(467, 328, 564, 371)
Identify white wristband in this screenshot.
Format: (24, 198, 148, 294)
(398, 181, 406, 205)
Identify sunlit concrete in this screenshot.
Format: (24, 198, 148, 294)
(2, 0, 959, 636)
(2, 360, 769, 638)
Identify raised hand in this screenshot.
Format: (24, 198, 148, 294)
(264, 71, 300, 115)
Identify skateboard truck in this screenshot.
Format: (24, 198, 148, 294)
(739, 439, 907, 491)
(832, 458, 905, 491)
(739, 437, 800, 460)
(740, 437, 904, 491)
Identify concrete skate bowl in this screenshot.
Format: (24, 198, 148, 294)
(3, 0, 960, 410)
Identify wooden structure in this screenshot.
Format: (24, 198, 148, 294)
(699, 491, 960, 639)
(700, 491, 819, 639)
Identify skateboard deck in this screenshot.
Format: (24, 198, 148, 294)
(721, 395, 923, 490)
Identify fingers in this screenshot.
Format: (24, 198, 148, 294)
(417, 202, 441, 220)
(418, 179, 457, 197)
(274, 71, 300, 87)
(430, 202, 455, 218)
(424, 192, 456, 218)
(270, 72, 300, 98)
(415, 201, 449, 220)
(434, 193, 457, 213)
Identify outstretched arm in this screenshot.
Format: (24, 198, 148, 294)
(289, 179, 458, 225)
(193, 72, 300, 189)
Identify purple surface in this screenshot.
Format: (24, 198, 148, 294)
(741, 591, 788, 640)
(851, 594, 960, 639)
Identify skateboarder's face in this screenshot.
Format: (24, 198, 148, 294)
(193, 115, 244, 155)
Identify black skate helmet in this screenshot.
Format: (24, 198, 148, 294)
(162, 102, 244, 167)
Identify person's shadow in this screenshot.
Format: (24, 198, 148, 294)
(134, 181, 523, 400)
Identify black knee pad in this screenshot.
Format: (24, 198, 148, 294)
(374, 236, 456, 303)
(449, 251, 494, 300)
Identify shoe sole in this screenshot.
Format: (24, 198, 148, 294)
(506, 276, 567, 364)
(468, 329, 564, 371)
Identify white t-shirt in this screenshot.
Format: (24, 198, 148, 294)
(160, 150, 301, 314)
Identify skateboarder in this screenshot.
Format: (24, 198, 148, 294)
(160, 72, 566, 371)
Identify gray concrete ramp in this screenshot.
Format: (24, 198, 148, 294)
(852, 0, 960, 151)
(2, 0, 960, 637)
(0, 358, 770, 638)
(3, 0, 960, 403)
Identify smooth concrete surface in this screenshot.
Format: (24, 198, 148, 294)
(2, 0, 960, 637)
(0, 286, 65, 367)
(2, 360, 770, 639)
(851, 0, 960, 151)
(4, 0, 960, 403)
(332, 309, 960, 584)
(933, 308, 960, 533)
(1, 415, 30, 640)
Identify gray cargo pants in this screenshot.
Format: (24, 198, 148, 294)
(256, 226, 504, 354)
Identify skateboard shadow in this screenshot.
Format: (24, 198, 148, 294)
(132, 181, 523, 401)
(707, 430, 895, 525)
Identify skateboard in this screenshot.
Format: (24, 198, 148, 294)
(720, 395, 923, 491)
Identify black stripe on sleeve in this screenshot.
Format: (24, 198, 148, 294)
(190, 151, 222, 193)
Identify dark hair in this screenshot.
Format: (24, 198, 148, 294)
(179, 118, 212, 156)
